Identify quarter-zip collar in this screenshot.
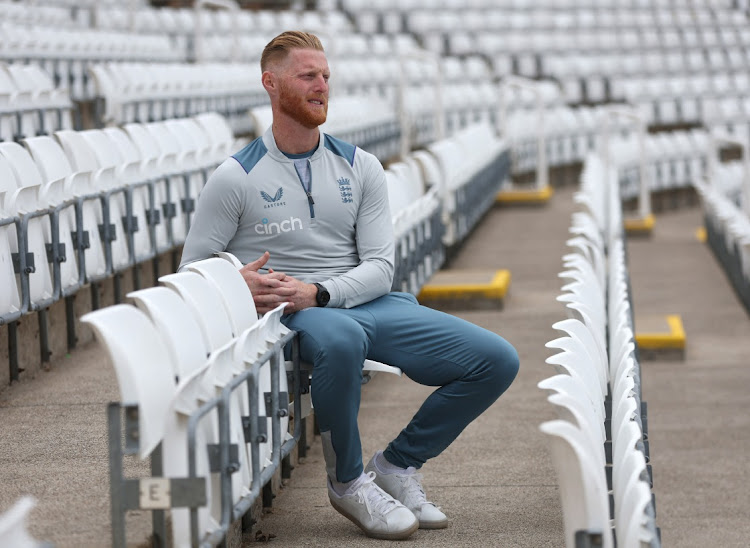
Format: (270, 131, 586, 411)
(263, 125, 326, 164)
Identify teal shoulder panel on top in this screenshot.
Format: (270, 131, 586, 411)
(232, 137, 268, 174)
(324, 134, 356, 167)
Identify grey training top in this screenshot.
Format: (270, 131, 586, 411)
(179, 126, 395, 309)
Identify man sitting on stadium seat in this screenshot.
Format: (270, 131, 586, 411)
(179, 30, 519, 540)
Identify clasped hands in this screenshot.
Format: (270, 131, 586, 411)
(240, 251, 318, 314)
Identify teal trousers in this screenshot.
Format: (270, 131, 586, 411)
(282, 292, 519, 483)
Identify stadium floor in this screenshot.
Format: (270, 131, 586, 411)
(1, 186, 748, 547)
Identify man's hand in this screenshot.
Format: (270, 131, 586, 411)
(240, 252, 318, 314)
(270, 275, 318, 314)
(240, 252, 294, 314)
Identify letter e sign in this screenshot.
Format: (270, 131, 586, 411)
(139, 478, 171, 509)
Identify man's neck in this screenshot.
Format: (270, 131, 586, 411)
(271, 115, 321, 155)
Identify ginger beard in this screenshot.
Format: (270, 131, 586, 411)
(278, 77, 328, 129)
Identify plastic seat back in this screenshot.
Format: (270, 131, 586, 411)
(184, 256, 258, 334)
(159, 271, 235, 350)
(81, 304, 176, 458)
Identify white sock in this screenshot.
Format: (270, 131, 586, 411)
(374, 450, 413, 475)
(330, 472, 367, 496)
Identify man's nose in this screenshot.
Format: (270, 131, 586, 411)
(313, 74, 328, 91)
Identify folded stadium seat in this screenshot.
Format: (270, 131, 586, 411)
(0, 63, 41, 141)
(0, 496, 47, 548)
(88, 63, 128, 126)
(538, 420, 614, 548)
(80, 303, 221, 548)
(538, 374, 607, 469)
(123, 122, 186, 250)
(163, 117, 217, 173)
(77, 129, 157, 265)
(193, 112, 240, 165)
(117, 63, 156, 123)
(158, 271, 235, 350)
(55, 130, 131, 273)
(20, 136, 83, 297)
(160, 260, 286, 483)
(150, 120, 207, 229)
(196, 334, 257, 509)
(101, 126, 171, 254)
(182, 257, 258, 335)
(0, 155, 23, 323)
(0, 142, 57, 312)
(5, 63, 72, 136)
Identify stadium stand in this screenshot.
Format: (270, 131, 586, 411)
(3, 0, 750, 546)
(540, 154, 659, 547)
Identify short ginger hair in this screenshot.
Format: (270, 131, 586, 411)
(260, 31, 325, 72)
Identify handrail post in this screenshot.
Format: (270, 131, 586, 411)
(598, 105, 652, 223)
(398, 51, 445, 159)
(497, 75, 552, 191)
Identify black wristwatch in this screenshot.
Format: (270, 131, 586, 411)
(313, 283, 330, 307)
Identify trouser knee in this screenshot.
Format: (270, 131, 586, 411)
(476, 339, 520, 399)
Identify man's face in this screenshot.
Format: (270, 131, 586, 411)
(276, 48, 330, 129)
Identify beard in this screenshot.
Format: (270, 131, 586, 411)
(278, 80, 328, 129)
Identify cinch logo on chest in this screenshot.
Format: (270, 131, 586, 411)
(254, 216, 303, 235)
(337, 177, 353, 204)
(261, 187, 286, 209)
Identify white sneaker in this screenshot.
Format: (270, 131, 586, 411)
(365, 452, 449, 529)
(327, 472, 419, 540)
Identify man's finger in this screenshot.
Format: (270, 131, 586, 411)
(242, 251, 270, 272)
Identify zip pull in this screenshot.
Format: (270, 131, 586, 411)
(306, 192, 315, 206)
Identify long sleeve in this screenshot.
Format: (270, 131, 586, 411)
(178, 159, 245, 271)
(321, 154, 395, 309)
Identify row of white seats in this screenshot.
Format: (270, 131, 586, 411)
(0, 62, 73, 142)
(544, 49, 750, 84)
(0, 113, 237, 324)
(423, 122, 510, 248)
(81, 256, 297, 548)
(386, 155, 443, 295)
(695, 159, 750, 288)
(194, 31, 421, 64)
(250, 95, 400, 163)
(342, 0, 734, 12)
(450, 28, 750, 59)
(0, 23, 182, 100)
(609, 130, 711, 201)
(539, 153, 659, 548)
(505, 103, 712, 180)
(0, 1, 80, 28)
(0, 23, 180, 63)
(95, 6, 352, 36)
(405, 8, 748, 34)
(89, 62, 266, 129)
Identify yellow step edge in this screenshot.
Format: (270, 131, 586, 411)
(496, 185, 554, 205)
(635, 314, 686, 350)
(418, 269, 511, 300)
(624, 213, 656, 234)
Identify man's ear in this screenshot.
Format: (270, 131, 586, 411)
(262, 71, 276, 94)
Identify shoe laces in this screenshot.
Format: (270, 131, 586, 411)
(398, 469, 435, 509)
(355, 472, 400, 518)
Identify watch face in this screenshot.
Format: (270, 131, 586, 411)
(316, 284, 330, 306)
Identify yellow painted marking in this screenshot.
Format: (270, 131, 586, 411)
(418, 269, 511, 300)
(695, 226, 707, 243)
(635, 314, 686, 350)
(624, 213, 656, 234)
(496, 185, 554, 204)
